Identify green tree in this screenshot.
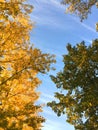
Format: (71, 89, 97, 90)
(61, 0, 98, 31)
(48, 40, 98, 130)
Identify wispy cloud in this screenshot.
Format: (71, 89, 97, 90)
(71, 16, 96, 33)
(38, 92, 56, 104)
(49, 0, 65, 10)
(42, 93, 55, 99)
(31, 14, 72, 31)
(30, 0, 73, 31)
(33, 0, 64, 10)
(31, 0, 97, 34)
(81, 22, 96, 33)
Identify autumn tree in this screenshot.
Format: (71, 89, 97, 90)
(48, 40, 98, 130)
(61, 0, 98, 31)
(0, 0, 55, 130)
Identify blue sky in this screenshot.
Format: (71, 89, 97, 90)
(28, 0, 98, 130)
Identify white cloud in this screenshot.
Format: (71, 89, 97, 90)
(49, 0, 65, 9)
(30, 0, 97, 34)
(38, 92, 56, 104)
(30, 0, 73, 31)
(31, 14, 72, 31)
(33, 0, 64, 10)
(71, 16, 96, 33)
(81, 22, 96, 33)
(42, 93, 55, 99)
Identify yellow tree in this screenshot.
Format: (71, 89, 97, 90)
(0, 0, 55, 129)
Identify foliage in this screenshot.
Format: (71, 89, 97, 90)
(61, 0, 98, 31)
(48, 40, 98, 130)
(0, 0, 55, 130)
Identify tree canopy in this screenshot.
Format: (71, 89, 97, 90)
(0, 0, 55, 129)
(48, 40, 98, 129)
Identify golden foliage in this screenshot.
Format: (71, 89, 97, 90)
(0, 0, 55, 129)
